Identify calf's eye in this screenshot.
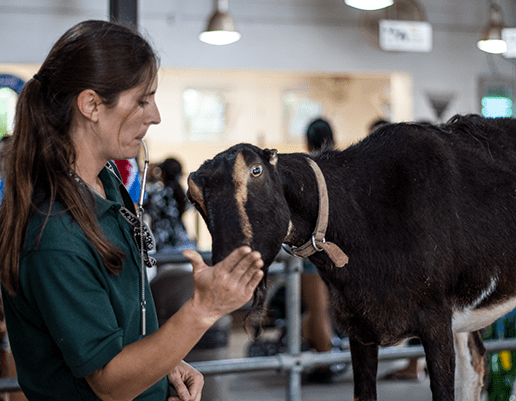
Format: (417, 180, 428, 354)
(251, 165, 263, 177)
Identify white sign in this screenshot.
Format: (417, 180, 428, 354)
(379, 20, 432, 52)
(502, 28, 516, 59)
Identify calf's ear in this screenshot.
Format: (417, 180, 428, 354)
(264, 148, 278, 166)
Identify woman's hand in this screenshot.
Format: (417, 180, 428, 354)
(85, 248, 263, 401)
(183, 246, 264, 326)
(167, 360, 204, 401)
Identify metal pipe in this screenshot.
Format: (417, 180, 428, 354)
(3, 338, 516, 393)
(284, 256, 303, 401)
(187, 338, 516, 376)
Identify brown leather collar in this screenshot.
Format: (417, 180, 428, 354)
(289, 158, 349, 268)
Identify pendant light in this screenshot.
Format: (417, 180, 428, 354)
(345, 0, 393, 11)
(199, 0, 241, 45)
(477, 1, 507, 54)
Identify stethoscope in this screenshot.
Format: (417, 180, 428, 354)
(138, 139, 150, 336)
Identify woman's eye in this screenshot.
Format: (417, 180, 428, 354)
(251, 165, 263, 177)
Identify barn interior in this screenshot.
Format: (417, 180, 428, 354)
(1, 1, 516, 400)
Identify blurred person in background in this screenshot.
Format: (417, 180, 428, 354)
(368, 117, 389, 135)
(144, 157, 196, 253)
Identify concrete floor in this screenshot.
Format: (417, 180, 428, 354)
(224, 359, 433, 401)
(193, 316, 436, 401)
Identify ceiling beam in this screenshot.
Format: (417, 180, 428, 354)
(110, 0, 138, 27)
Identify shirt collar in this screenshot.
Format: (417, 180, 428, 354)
(95, 163, 136, 217)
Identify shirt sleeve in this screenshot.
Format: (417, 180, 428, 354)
(21, 248, 124, 378)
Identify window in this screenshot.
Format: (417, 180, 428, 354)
(283, 90, 323, 141)
(183, 89, 227, 141)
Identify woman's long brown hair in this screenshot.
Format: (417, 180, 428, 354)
(0, 20, 159, 296)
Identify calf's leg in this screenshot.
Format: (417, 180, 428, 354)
(420, 321, 456, 401)
(350, 338, 379, 401)
(454, 331, 485, 401)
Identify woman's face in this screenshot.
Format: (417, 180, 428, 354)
(95, 75, 161, 161)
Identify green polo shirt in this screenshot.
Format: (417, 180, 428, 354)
(2, 163, 168, 400)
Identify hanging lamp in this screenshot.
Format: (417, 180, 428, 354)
(199, 0, 241, 45)
(477, 1, 507, 54)
(345, 0, 393, 11)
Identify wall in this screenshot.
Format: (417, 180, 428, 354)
(0, 64, 399, 162)
(143, 68, 401, 249)
(149, 69, 398, 163)
(0, 62, 400, 249)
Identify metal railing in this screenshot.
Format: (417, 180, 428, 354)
(2, 250, 516, 399)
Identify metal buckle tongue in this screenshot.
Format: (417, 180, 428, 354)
(282, 243, 302, 258)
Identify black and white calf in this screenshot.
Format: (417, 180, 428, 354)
(187, 114, 516, 400)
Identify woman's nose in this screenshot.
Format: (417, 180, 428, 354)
(149, 101, 161, 125)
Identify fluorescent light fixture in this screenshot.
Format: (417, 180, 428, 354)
(477, 39, 507, 54)
(199, 0, 241, 45)
(345, 0, 393, 11)
(477, 2, 507, 54)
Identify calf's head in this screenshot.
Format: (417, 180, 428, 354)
(187, 143, 290, 334)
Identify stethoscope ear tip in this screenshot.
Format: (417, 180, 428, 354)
(138, 139, 150, 208)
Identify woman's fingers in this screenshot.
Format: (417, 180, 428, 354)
(183, 249, 205, 274)
(186, 246, 265, 321)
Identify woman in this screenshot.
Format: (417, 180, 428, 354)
(0, 20, 263, 401)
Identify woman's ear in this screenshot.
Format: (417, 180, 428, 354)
(76, 89, 101, 122)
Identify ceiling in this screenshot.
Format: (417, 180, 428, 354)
(0, 0, 514, 35)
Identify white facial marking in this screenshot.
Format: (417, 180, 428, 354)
(188, 177, 207, 216)
(233, 153, 253, 245)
